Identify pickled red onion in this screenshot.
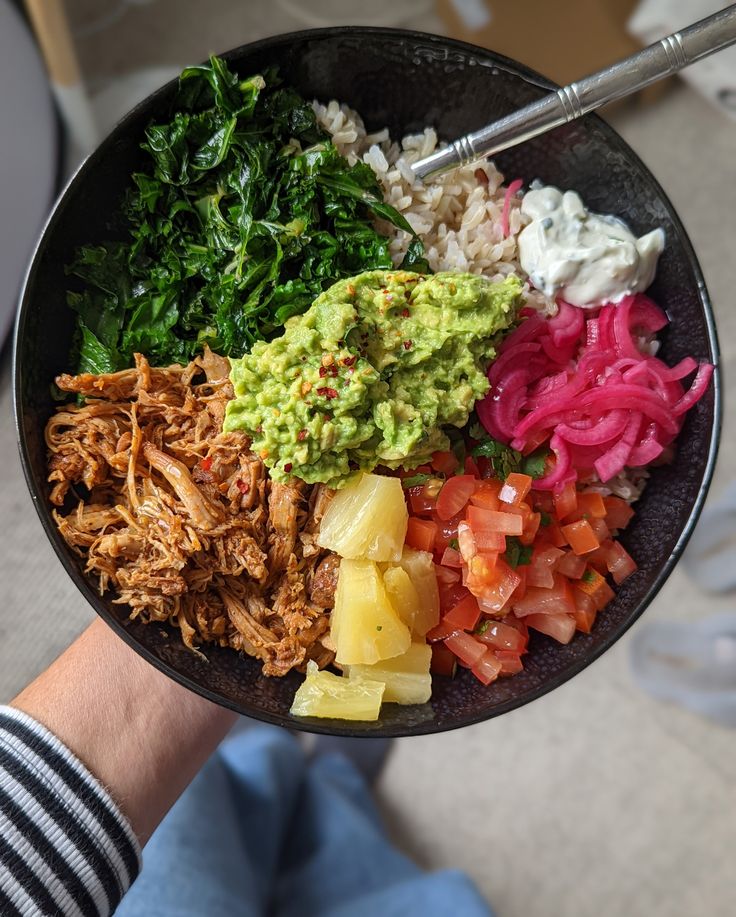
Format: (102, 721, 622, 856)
(478, 294, 713, 490)
(501, 178, 523, 238)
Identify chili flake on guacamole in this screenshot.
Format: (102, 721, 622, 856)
(224, 270, 522, 487)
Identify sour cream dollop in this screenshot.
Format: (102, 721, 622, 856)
(518, 185, 665, 308)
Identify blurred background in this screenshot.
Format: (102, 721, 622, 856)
(1, 2, 735, 915)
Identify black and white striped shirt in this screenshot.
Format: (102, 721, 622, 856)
(0, 706, 141, 916)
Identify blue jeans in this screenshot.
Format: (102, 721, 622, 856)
(116, 726, 492, 916)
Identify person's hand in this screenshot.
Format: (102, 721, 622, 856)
(12, 618, 236, 844)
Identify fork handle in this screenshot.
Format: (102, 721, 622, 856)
(413, 4, 736, 180)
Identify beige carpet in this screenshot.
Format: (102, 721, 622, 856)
(2, 3, 735, 915)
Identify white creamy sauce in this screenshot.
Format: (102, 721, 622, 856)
(517, 185, 665, 308)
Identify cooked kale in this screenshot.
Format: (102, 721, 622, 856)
(67, 56, 427, 373)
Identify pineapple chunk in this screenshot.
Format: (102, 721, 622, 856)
(317, 473, 408, 561)
(291, 661, 384, 720)
(332, 559, 411, 666)
(348, 642, 432, 705)
(397, 548, 440, 636)
(383, 566, 422, 632)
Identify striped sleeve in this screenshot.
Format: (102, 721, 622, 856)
(0, 705, 141, 916)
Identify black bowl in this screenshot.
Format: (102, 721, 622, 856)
(13, 28, 720, 736)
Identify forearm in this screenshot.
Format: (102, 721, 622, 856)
(10, 617, 236, 845)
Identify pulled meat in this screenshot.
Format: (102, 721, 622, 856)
(46, 349, 335, 676)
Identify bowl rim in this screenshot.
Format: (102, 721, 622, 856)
(12, 26, 722, 737)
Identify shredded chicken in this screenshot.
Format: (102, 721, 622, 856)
(46, 348, 337, 676)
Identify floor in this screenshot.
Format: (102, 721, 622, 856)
(2, 2, 736, 915)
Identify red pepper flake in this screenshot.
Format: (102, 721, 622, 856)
(236, 479, 250, 494)
(199, 456, 213, 472)
(297, 429, 308, 441)
(401, 308, 410, 318)
(474, 167, 489, 185)
(319, 365, 338, 377)
(284, 463, 293, 474)
(317, 387, 338, 399)
(346, 283, 356, 296)
(342, 355, 356, 367)
(403, 340, 412, 350)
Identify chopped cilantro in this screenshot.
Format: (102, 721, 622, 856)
(475, 620, 490, 635)
(449, 538, 460, 551)
(582, 568, 597, 584)
(540, 511, 552, 526)
(402, 473, 434, 488)
(470, 436, 522, 481)
(521, 446, 551, 480)
(504, 536, 533, 569)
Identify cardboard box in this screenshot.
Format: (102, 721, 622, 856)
(436, 0, 668, 104)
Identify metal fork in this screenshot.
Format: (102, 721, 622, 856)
(412, 4, 736, 181)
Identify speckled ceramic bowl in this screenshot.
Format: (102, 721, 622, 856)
(14, 28, 720, 736)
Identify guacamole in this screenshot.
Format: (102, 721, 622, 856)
(225, 270, 522, 487)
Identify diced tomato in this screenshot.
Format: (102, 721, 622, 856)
(431, 450, 459, 475)
(475, 456, 494, 479)
(435, 564, 461, 585)
(604, 539, 638, 584)
(583, 545, 609, 575)
(432, 509, 464, 551)
(439, 582, 470, 614)
(408, 483, 438, 516)
(499, 472, 533, 506)
(444, 594, 482, 631)
(525, 612, 576, 644)
(556, 550, 587, 579)
(578, 568, 616, 610)
(546, 522, 568, 548)
(533, 491, 555, 515)
(436, 475, 476, 521)
(527, 545, 565, 588)
(561, 519, 600, 555)
(406, 517, 437, 553)
(474, 529, 507, 552)
(445, 632, 486, 667)
(519, 511, 542, 546)
(476, 619, 527, 652)
(457, 521, 477, 564)
(474, 559, 521, 613)
(576, 491, 607, 519)
(554, 481, 577, 520)
(589, 517, 610, 543)
(470, 480, 501, 510)
(427, 618, 463, 643)
(511, 566, 528, 601)
(471, 649, 503, 684)
(513, 574, 574, 618)
(439, 546, 463, 568)
(572, 588, 597, 633)
(467, 505, 524, 536)
(468, 552, 498, 584)
(604, 495, 635, 531)
(503, 614, 530, 646)
(501, 502, 533, 527)
(495, 650, 524, 675)
(464, 455, 480, 477)
(431, 643, 457, 677)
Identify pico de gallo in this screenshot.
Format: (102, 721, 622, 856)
(402, 443, 638, 686)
